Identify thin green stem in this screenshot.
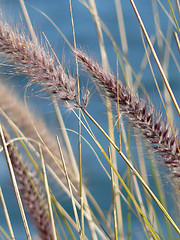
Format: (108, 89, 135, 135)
(129, 0, 180, 117)
(78, 110, 160, 239)
(0, 124, 32, 240)
(167, 0, 180, 33)
(69, 1, 84, 238)
(0, 226, 12, 240)
(56, 137, 81, 236)
(127, 127, 131, 240)
(82, 108, 180, 235)
(0, 187, 15, 240)
(39, 146, 57, 240)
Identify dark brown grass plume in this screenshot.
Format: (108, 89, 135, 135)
(74, 49, 180, 185)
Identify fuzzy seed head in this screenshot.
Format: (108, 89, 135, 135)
(75, 49, 180, 183)
(0, 21, 77, 102)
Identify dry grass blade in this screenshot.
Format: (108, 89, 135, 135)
(108, 147, 118, 240)
(74, 110, 161, 238)
(114, 0, 133, 88)
(0, 82, 77, 197)
(69, 0, 84, 236)
(176, 0, 180, 17)
(56, 136, 82, 238)
(47, 164, 107, 239)
(0, 124, 55, 239)
(81, 108, 180, 236)
(52, 99, 79, 182)
(53, 102, 99, 240)
(0, 124, 32, 240)
(167, 0, 180, 33)
(0, 187, 15, 240)
(129, 0, 180, 117)
(88, 1, 125, 237)
(173, 31, 180, 53)
(19, 0, 38, 45)
(0, 226, 12, 240)
(39, 146, 57, 240)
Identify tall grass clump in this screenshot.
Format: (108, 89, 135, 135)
(0, 0, 179, 239)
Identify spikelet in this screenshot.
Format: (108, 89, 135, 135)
(0, 21, 77, 101)
(75, 49, 180, 184)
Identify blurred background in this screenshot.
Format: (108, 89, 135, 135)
(0, 0, 179, 239)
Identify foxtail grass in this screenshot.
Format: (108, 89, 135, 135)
(75, 49, 180, 184)
(0, 1, 180, 239)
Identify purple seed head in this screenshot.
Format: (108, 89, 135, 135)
(0, 21, 77, 102)
(75, 49, 180, 184)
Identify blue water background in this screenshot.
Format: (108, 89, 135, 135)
(0, 0, 179, 239)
